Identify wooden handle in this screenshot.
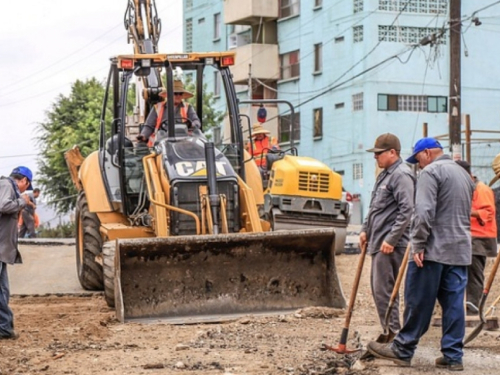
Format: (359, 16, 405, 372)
(343, 243, 367, 329)
(389, 243, 411, 301)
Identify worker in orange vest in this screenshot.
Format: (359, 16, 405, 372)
(136, 80, 201, 146)
(245, 123, 280, 171)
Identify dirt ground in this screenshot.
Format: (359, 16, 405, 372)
(2, 250, 500, 375)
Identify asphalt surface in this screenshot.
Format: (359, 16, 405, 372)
(10, 240, 88, 295)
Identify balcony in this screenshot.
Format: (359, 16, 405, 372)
(224, 0, 278, 25)
(231, 43, 279, 84)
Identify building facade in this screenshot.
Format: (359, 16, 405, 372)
(183, 0, 500, 221)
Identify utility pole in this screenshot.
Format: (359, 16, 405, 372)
(449, 0, 462, 160)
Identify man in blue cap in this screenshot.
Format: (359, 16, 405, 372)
(367, 138, 475, 371)
(0, 166, 35, 339)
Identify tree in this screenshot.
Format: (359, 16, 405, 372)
(36, 78, 104, 213)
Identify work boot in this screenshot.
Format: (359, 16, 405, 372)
(367, 341, 411, 367)
(435, 356, 464, 371)
(0, 330, 19, 340)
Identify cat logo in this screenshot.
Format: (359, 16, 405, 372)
(175, 161, 228, 177)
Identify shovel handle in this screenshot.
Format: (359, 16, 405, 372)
(382, 243, 411, 328)
(342, 243, 368, 330)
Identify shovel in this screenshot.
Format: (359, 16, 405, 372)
(375, 243, 411, 343)
(325, 242, 367, 354)
(464, 250, 500, 345)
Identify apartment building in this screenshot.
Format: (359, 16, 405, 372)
(184, 0, 500, 218)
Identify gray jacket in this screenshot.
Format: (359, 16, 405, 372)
(411, 154, 475, 265)
(141, 102, 201, 139)
(0, 177, 26, 264)
(362, 158, 415, 254)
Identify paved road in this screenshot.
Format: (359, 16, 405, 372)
(10, 240, 87, 295)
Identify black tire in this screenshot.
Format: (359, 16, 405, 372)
(103, 241, 116, 308)
(75, 192, 104, 290)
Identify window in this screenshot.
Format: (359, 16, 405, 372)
(280, 0, 300, 19)
(213, 13, 221, 40)
(314, 0, 322, 7)
(352, 92, 364, 111)
(353, 25, 364, 43)
(427, 96, 447, 113)
(378, 25, 446, 45)
(398, 95, 427, 112)
(354, 0, 364, 13)
(353, 163, 363, 180)
(214, 71, 221, 97)
(378, 94, 448, 112)
(378, 94, 398, 111)
(334, 36, 345, 43)
(280, 50, 300, 80)
(186, 0, 193, 10)
(186, 18, 193, 53)
(279, 113, 300, 143)
(198, 18, 205, 24)
(314, 43, 322, 73)
(335, 102, 345, 109)
(313, 108, 322, 139)
(379, 0, 447, 15)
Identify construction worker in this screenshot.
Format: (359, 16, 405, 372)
(456, 160, 497, 315)
(360, 133, 415, 344)
(136, 80, 201, 146)
(245, 123, 279, 171)
(0, 166, 35, 340)
(367, 137, 475, 371)
(19, 188, 40, 238)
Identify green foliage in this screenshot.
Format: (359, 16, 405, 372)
(37, 221, 76, 238)
(36, 79, 105, 213)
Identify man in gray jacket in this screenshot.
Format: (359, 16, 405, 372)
(360, 133, 415, 340)
(0, 166, 34, 339)
(367, 138, 475, 371)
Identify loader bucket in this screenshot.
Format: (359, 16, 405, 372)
(115, 228, 346, 323)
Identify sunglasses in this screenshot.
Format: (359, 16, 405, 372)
(174, 93, 183, 96)
(374, 149, 390, 156)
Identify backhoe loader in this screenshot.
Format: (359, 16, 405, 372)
(65, 52, 347, 322)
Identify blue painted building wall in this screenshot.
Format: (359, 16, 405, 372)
(184, 0, 500, 219)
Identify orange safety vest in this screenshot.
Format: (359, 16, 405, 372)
(246, 136, 279, 168)
(471, 181, 497, 238)
(147, 102, 189, 147)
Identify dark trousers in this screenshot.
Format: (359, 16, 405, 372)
(19, 211, 36, 238)
(466, 255, 486, 313)
(392, 261, 467, 362)
(0, 262, 14, 336)
(370, 247, 406, 333)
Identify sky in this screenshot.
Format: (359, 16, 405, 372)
(0, 0, 183, 186)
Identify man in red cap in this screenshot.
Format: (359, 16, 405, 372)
(0, 166, 35, 339)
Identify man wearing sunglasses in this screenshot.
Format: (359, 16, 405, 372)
(137, 80, 201, 146)
(0, 166, 35, 340)
(360, 133, 415, 347)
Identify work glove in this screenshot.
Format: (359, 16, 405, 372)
(136, 134, 147, 142)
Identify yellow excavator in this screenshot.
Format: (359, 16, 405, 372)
(64, 1, 348, 323)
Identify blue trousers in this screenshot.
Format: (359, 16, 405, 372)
(392, 261, 467, 362)
(0, 262, 14, 336)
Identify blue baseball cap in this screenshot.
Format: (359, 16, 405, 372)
(11, 166, 33, 190)
(406, 137, 443, 164)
